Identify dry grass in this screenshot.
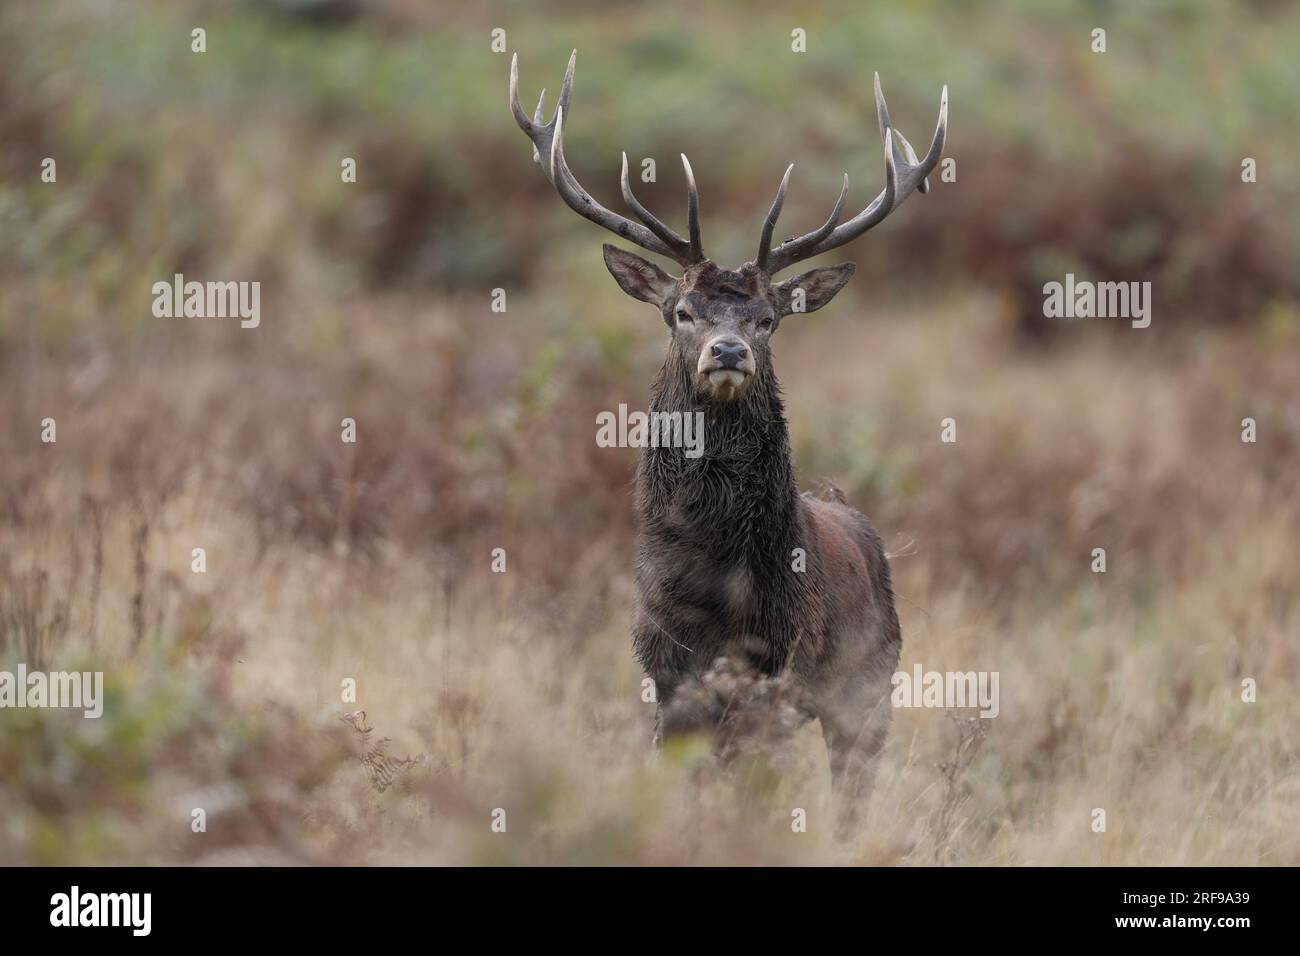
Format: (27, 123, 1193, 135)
(3, 287, 1298, 865)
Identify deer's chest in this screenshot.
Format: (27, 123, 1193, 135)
(636, 453, 807, 664)
(637, 519, 799, 648)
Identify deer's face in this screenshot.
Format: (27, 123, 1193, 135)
(602, 247, 856, 403)
(668, 262, 769, 402)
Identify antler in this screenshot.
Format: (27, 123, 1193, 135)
(758, 73, 947, 276)
(510, 50, 704, 266)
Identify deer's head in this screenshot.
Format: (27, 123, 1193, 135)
(510, 51, 947, 404)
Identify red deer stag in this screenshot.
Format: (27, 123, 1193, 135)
(510, 51, 947, 822)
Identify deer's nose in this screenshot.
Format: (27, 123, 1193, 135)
(711, 340, 749, 369)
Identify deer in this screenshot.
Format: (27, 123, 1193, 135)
(509, 51, 947, 824)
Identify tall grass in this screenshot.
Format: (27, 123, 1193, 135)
(1, 0, 1298, 864)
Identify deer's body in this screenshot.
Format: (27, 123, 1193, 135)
(509, 51, 946, 822)
(632, 294, 901, 808)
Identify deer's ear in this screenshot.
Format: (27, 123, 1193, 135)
(773, 263, 856, 316)
(603, 244, 677, 307)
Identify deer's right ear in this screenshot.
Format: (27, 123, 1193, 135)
(602, 244, 677, 308)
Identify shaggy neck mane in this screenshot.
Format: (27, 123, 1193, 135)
(637, 353, 802, 566)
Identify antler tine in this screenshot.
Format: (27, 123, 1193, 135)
(893, 128, 927, 194)
(511, 51, 682, 261)
(620, 152, 692, 258)
(922, 84, 949, 171)
(873, 71, 892, 140)
(681, 154, 703, 262)
(557, 47, 576, 120)
(762, 172, 850, 275)
(509, 52, 529, 126)
(761, 75, 947, 275)
(755, 163, 793, 272)
(530, 88, 546, 162)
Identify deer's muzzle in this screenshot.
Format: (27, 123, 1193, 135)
(698, 336, 755, 400)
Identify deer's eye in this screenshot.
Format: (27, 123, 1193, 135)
(758, 315, 774, 330)
(675, 308, 693, 324)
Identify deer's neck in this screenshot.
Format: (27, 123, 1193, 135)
(636, 360, 801, 563)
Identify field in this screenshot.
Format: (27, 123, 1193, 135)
(1, 0, 1298, 865)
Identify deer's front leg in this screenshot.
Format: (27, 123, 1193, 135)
(633, 617, 684, 750)
(816, 675, 893, 833)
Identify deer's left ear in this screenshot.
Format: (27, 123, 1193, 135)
(773, 263, 856, 316)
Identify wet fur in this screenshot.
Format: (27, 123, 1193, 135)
(633, 336, 901, 818)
